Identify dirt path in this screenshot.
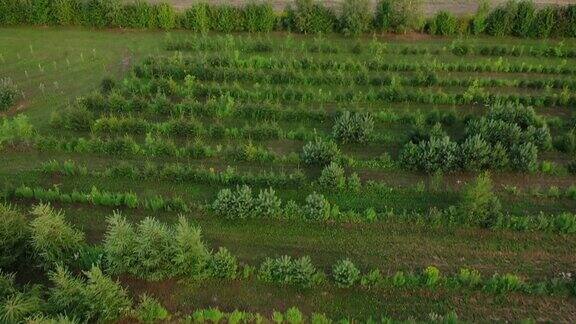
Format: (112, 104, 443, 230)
(140, 0, 576, 15)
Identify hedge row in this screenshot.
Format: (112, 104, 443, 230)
(1, 0, 575, 38)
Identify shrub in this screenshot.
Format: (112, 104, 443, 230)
(484, 273, 524, 294)
(51, 106, 94, 131)
(423, 266, 441, 287)
(52, 0, 82, 26)
(120, 0, 155, 28)
(459, 135, 492, 171)
(318, 162, 346, 190)
(285, 307, 304, 324)
(208, 247, 238, 279)
(428, 11, 458, 35)
(0, 204, 29, 269)
(384, 0, 424, 33)
(182, 4, 210, 32)
(48, 265, 91, 320)
(84, 266, 132, 321)
(332, 259, 360, 288)
(0, 291, 43, 323)
(459, 173, 502, 227)
(513, 0, 536, 37)
(338, 0, 372, 36)
(155, 3, 177, 30)
(531, 6, 556, 38)
(212, 185, 254, 219)
(471, 0, 490, 35)
(510, 142, 538, 172)
(29, 204, 85, 269)
(243, 2, 276, 32)
(209, 5, 243, 32)
(0, 78, 19, 112)
(374, 0, 393, 31)
(303, 192, 330, 221)
(254, 188, 282, 219)
(399, 136, 459, 173)
(301, 137, 340, 166)
(259, 256, 321, 288)
(485, 2, 517, 36)
(135, 294, 170, 323)
(360, 269, 383, 288)
(333, 111, 374, 143)
(457, 268, 482, 288)
(288, 0, 336, 34)
(103, 214, 209, 280)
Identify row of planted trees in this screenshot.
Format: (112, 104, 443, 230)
(1, 0, 575, 37)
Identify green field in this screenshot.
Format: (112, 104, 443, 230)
(2, 26, 576, 322)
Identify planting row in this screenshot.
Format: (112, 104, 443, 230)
(1, 0, 575, 38)
(5, 177, 576, 234)
(139, 54, 576, 76)
(136, 63, 576, 91)
(166, 36, 576, 59)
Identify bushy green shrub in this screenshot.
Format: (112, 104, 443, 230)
(423, 266, 441, 286)
(103, 214, 209, 280)
(301, 137, 340, 166)
(459, 135, 492, 171)
(484, 273, 525, 293)
(0, 204, 29, 269)
(120, 0, 155, 28)
(333, 111, 374, 143)
(318, 162, 346, 190)
(181, 3, 210, 32)
(84, 266, 132, 321)
(513, 0, 536, 37)
(155, 2, 177, 30)
(428, 11, 458, 35)
(29, 204, 85, 269)
(379, 0, 424, 33)
(457, 268, 482, 288)
(360, 269, 383, 288)
(0, 78, 19, 112)
(459, 173, 502, 227)
(208, 247, 238, 279)
(254, 188, 282, 218)
(209, 5, 243, 32)
(338, 0, 372, 36)
(212, 185, 254, 219)
(531, 6, 557, 38)
(332, 259, 360, 288)
(471, 0, 490, 35)
(399, 136, 459, 173)
(51, 0, 82, 26)
(0, 290, 43, 323)
(485, 2, 517, 36)
(48, 265, 91, 320)
(259, 255, 321, 288)
(510, 142, 538, 172)
(243, 2, 276, 32)
(135, 294, 169, 323)
(287, 0, 336, 34)
(303, 192, 330, 221)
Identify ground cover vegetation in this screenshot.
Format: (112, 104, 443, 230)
(1, 3, 576, 321)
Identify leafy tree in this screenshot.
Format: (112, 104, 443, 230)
(338, 0, 372, 36)
(29, 204, 85, 269)
(83, 266, 132, 321)
(0, 204, 29, 269)
(459, 173, 502, 227)
(332, 259, 360, 288)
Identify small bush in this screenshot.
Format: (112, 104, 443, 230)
(212, 185, 254, 219)
(531, 6, 556, 38)
(303, 192, 330, 221)
(333, 111, 374, 143)
(288, 0, 336, 34)
(259, 256, 321, 288)
(208, 247, 238, 279)
(428, 11, 458, 35)
(253, 188, 282, 219)
(423, 266, 441, 287)
(301, 137, 340, 166)
(0, 204, 29, 269)
(485, 2, 517, 36)
(84, 266, 132, 321)
(338, 0, 372, 36)
(155, 3, 177, 30)
(135, 294, 170, 323)
(243, 2, 276, 32)
(30, 204, 85, 269)
(510, 142, 538, 172)
(513, 0, 536, 37)
(332, 259, 360, 288)
(459, 173, 502, 227)
(484, 273, 524, 294)
(0, 78, 19, 112)
(318, 162, 346, 190)
(181, 4, 210, 32)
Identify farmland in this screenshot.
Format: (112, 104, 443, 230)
(1, 1, 576, 323)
